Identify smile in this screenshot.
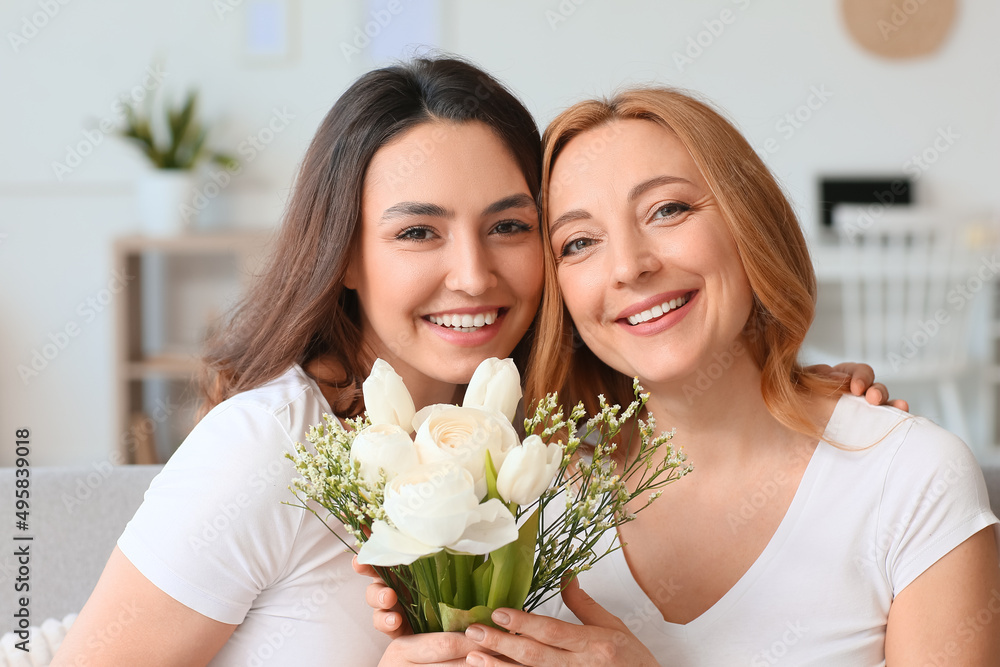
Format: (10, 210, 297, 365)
(426, 308, 502, 333)
(625, 293, 692, 326)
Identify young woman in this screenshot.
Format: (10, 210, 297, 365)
(366, 88, 1000, 666)
(52, 57, 546, 667)
(53, 58, 890, 666)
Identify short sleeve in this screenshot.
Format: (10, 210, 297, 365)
(878, 418, 1000, 595)
(117, 402, 306, 624)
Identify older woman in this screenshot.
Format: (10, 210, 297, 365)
(367, 87, 1000, 666)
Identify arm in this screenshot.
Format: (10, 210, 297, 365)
(52, 547, 237, 666)
(885, 527, 1000, 665)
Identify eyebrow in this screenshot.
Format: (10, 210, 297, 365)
(549, 175, 693, 236)
(380, 202, 451, 222)
(627, 175, 692, 203)
(481, 193, 537, 217)
(379, 193, 536, 224)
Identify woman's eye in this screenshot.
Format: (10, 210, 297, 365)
(396, 226, 435, 241)
(491, 220, 532, 236)
(652, 202, 691, 220)
(560, 237, 594, 257)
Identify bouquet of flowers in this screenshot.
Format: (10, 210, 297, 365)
(286, 357, 690, 633)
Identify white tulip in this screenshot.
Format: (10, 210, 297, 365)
(463, 357, 522, 423)
(413, 405, 520, 499)
(349, 423, 419, 485)
(363, 359, 417, 433)
(496, 435, 563, 506)
(356, 462, 518, 566)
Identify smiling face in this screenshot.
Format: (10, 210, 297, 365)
(347, 120, 543, 397)
(547, 119, 754, 387)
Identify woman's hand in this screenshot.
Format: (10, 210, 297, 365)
(377, 633, 484, 666)
(462, 578, 659, 666)
(808, 362, 909, 412)
(353, 556, 412, 639)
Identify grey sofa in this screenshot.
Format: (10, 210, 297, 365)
(2, 464, 1000, 624)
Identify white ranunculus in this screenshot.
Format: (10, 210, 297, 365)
(463, 357, 522, 423)
(363, 359, 417, 433)
(349, 423, 419, 485)
(411, 403, 451, 433)
(496, 435, 563, 506)
(413, 405, 520, 499)
(356, 462, 517, 566)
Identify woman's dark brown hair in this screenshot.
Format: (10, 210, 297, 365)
(199, 57, 541, 419)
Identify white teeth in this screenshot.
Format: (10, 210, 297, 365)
(626, 294, 690, 325)
(428, 309, 500, 331)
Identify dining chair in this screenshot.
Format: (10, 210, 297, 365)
(831, 206, 981, 443)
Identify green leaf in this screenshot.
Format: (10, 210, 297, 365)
(505, 508, 539, 610)
(484, 449, 501, 503)
(438, 603, 498, 633)
(472, 559, 494, 608)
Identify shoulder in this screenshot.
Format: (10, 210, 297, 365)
(185, 366, 330, 455)
(822, 395, 990, 517)
(823, 395, 976, 471)
(152, 365, 333, 499)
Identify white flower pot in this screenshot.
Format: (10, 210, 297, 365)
(136, 171, 197, 236)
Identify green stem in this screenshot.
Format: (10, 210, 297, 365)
(452, 554, 475, 610)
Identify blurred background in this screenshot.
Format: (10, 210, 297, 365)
(2, 0, 998, 467)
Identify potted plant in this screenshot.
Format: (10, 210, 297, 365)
(120, 89, 237, 235)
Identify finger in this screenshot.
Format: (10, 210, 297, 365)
(392, 633, 483, 663)
(366, 581, 397, 610)
(466, 651, 523, 666)
(374, 608, 410, 639)
(466, 623, 562, 665)
(560, 577, 629, 632)
(352, 554, 378, 579)
(865, 383, 888, 406)
(832, 362, 875, 395)
(889, 398, 910, 413)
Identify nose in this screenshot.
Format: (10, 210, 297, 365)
(444, 231, 498, 296)
(609, 224, 661, 287)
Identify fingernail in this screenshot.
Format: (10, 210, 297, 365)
(467, 654, 485, 667)
(378, 590, 388, 605)
(386, 613, 397, 627)
(466, 625, 486, 641)
(492, 610, 511, 625)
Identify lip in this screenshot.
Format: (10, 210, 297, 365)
(616, 290, 696, 321)
(615, 290, 697, 336)
(422, 308, 508, 348)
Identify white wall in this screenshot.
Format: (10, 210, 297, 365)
(2, 0, 996, 465)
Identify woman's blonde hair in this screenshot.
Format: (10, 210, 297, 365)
(526, 88, 844, 440)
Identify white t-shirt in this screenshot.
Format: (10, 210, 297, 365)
(118, 365, 388, 666)
(540, 395, 1000, 666)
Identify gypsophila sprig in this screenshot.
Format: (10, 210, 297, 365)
(521, 380, 691, 612)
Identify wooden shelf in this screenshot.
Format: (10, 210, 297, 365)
(126, 354, 202, 380)
(113, 231, 273, 254)
(114, 231, 270, 464)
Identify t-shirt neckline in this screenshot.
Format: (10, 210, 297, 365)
(604, 394, 847, 635)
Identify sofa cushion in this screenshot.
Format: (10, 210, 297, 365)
(0, 465, 162, 623)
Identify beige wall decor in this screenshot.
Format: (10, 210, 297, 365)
(841, 0, 958, 59)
